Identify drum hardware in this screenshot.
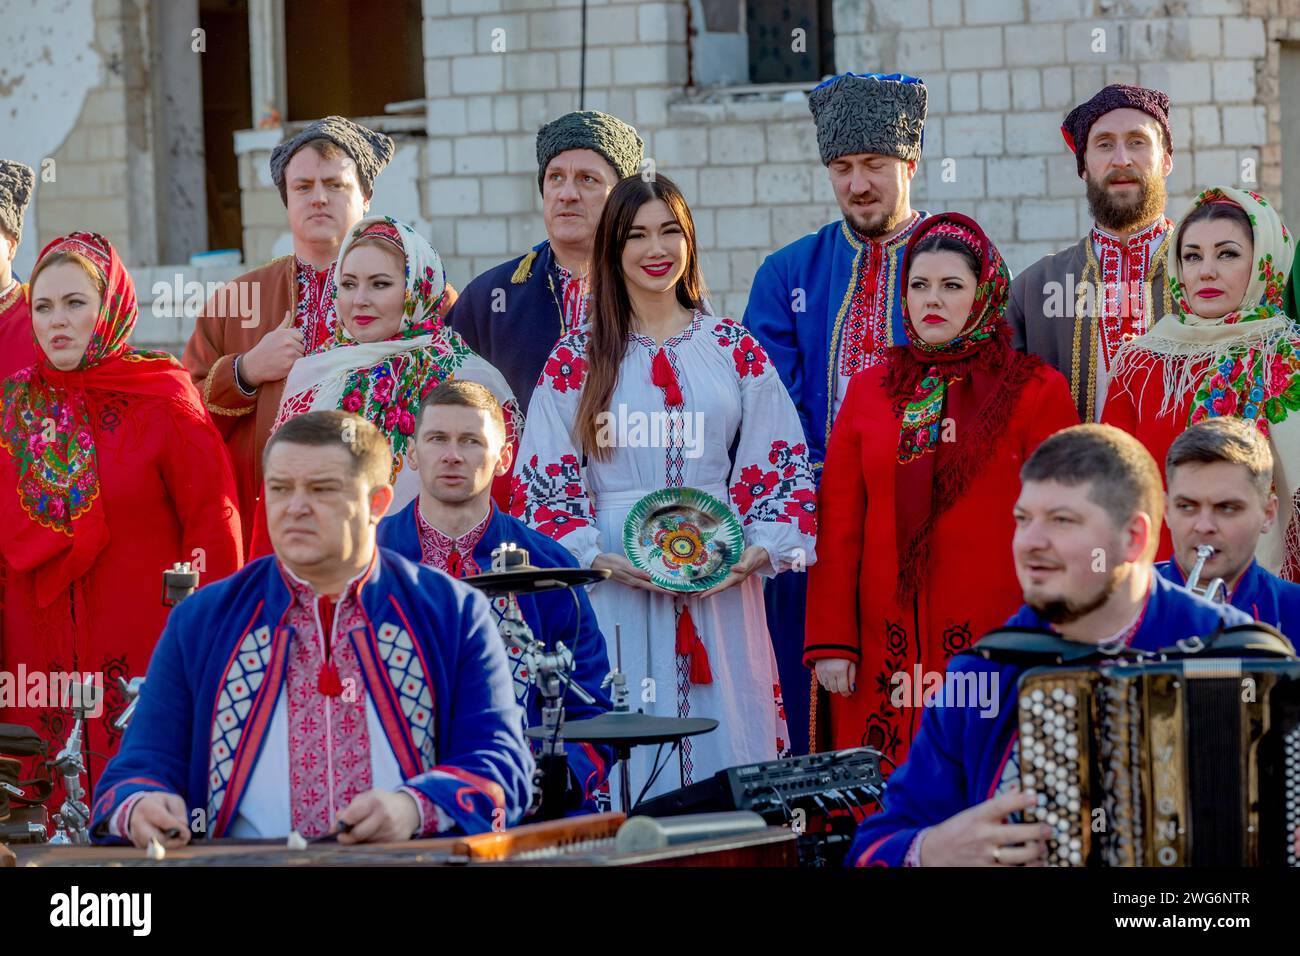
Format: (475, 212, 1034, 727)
(47, 678, 100, 846)
(162, 561, 200, 606)
(114, 676, 145, 732)
(1185, 544, 1227, 603)
(518, 621, 720, 816)
(467, 544, 602, 820)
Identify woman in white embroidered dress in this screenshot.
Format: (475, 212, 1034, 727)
(513, 175, 817, 801)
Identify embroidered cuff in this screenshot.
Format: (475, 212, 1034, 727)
(108, 792, 149, 840)
(400, 786, 455, 837)
(232, 354, 258, 396)
(904, 827, 929, 867)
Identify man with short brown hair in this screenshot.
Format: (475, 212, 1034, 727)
(1157, 417, 1300, 639)
(183, 117, 398, 550)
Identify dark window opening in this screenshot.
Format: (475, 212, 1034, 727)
(199, 0, 253, 253)
(746, 0, 836, 84)
(284, 0, 423, 120)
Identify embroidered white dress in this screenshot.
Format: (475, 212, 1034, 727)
(513, 312, 817, 801)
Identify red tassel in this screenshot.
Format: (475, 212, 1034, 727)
(446, 549, 462, 578)
(651, 348, 684, 407)
(317, 661, 343, 697)
(674, 605, 712, 685)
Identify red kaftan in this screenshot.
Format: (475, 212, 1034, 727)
(0, 385, 243, 809)
(0, 282, 34, 381)
(804, 363, 1079, 765)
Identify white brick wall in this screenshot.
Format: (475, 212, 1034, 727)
(193, 0, 1295, 341)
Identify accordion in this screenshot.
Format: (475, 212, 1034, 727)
(1017, 657, 1300, 867)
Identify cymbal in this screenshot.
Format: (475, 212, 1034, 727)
(463, 565, 610, 596)
(526, 712, 719, 746)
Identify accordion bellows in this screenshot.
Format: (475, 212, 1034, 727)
(1018, 659, 1300, 867)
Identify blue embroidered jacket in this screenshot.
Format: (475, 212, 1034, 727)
(744, 215, 927, 473)
(845, 573, 1251, 866)
(90, 548, 535, 842)
(1156, 558, 1300, 642)
(448, 240, 568, 415)
(378, 500, 614, 812)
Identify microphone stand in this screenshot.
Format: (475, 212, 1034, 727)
(490, 545, 595, 820)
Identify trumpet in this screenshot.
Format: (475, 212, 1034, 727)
(1185, 544, 1227, 603)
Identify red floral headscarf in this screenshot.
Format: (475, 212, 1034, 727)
(0, 232, 202, 606)
(886, 213, 1043, 603)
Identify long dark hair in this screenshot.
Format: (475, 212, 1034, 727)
(575, 174, 707, 460)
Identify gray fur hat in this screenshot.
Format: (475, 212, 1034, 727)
(808, 72, 928, 164)
(269, 116, 394, 203)
(535, 110, 644, 192)
(0, 160, 35, 243)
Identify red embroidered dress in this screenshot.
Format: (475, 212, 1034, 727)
(0, 233, 243, 813)
(805, 214, 1079, 765)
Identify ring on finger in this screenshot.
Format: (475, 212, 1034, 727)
(992, 845, 1002, 864)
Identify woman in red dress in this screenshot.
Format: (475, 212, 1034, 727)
(1102, 187, 1298, 576)
(805, 213, 1078, 764)
(0, 233, 243, 816)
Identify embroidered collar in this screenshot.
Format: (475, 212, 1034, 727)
(845, 210, 923, 250)
(295, 254, 331, 284)
(416, 501, 492, 576)
(1090, 216, 1170, 250)
(628, 310, 703, 351)
(279, 549, 377, 606)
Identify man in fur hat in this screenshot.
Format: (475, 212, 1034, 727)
(183, 117, 398, 550)
(0, 159, 36, 380)
(1007, 84, 1175, 422)
(744, 72, 930, 755)
(447, 110, 643, 413)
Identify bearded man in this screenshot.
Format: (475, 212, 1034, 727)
(1007, 85, 1175, 422)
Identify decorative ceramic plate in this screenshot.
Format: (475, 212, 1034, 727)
(622, 487, 744, 592)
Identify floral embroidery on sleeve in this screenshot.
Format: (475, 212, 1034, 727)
(729, 439, 816, 533)
(512, 452, 593, 540)
(544, 344, 587, 392)
(713, 318, 769, 378)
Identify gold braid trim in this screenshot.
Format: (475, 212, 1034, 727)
(1070, 305, 1084, 414)
(203, 352, 257, 417)
(510, 250, 538, 285)
(1079, 243, 1103, 421)
(807, 672, 819, 755)
(1146, 230, 1174, 320)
